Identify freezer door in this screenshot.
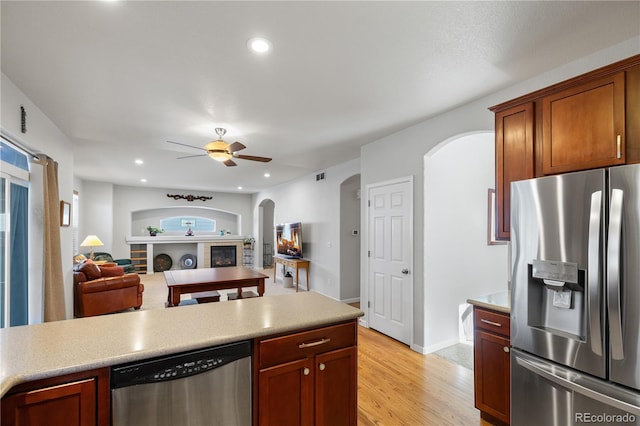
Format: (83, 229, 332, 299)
(511, 169, 606, 378)
(511, 349, 640, 426)
(609, 164, 640, 391)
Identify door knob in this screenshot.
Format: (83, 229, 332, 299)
(401, 269, 409, 275)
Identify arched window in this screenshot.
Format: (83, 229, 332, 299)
(159, 216, 216, 233)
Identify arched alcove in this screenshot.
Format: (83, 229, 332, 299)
(423, 131, 509, 351)
(131, 206, 241, 236)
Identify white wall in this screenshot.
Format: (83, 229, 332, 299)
(360, 37, 640, 351)
(252, 158, 360, 301)
(79, 181, 114, 254)
(1, 73, 76, 321)
(424, 132, 508, 352)
(78, 183, 254, 259)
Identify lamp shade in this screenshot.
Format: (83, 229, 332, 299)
(80, 235, 104, 247)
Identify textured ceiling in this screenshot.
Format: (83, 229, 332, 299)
(2, 1, 639, 192)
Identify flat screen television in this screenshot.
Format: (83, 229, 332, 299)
(275, 222, 303, 258)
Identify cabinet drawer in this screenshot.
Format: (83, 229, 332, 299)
(258, 322, 356, 369)
(474, 308, 510, 337)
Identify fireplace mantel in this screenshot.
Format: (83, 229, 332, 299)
(125, 235, 246, 274)
(126, 235, 244, 244)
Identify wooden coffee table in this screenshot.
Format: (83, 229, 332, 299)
(163, 267, 268, 307)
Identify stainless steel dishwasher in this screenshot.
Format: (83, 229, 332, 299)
(111, 340, 252, 426)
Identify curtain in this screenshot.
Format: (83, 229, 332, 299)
(9, 183, 29, 326)
(40, 156, 66, 321)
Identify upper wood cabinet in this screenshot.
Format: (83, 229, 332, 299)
(495, 103, 534, 240)
(491, 54, 640, 240)
(541, 72, 625, 174)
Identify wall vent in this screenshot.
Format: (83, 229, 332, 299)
(315, 171, 326, 182)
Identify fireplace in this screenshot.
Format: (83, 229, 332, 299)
(210, 245, 237, 268)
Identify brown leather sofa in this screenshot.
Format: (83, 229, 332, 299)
(73, 260, 144, 318)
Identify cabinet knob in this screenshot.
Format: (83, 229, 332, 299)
(504, 346, 510, 353)
(319, 363, 326, 371)
(303, 368, 310, 376)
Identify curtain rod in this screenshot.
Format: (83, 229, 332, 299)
(0, 131, 41, 160)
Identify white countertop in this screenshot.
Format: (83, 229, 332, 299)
(0, 292, 363, 397)
(467, 291, 511, 314)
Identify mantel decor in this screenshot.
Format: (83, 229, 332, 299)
(167, 194, 213, 202)
(147, 226, 165, 236)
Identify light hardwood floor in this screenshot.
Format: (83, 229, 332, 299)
(138, 270, 492, 424)
(357, 326, 493, 426)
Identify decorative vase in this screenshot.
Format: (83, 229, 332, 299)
(149, 231, 157, 237)
(186, 228, 193, 236)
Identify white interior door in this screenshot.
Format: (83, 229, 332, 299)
(367, 178, 413, 345)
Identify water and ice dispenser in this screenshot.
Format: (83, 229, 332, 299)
(527, 259, 586, 339)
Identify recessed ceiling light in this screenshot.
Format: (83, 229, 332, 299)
(135, 159, 144, 165)
(247, 37, 273, 54)
(264, 172, 270, 178)
(237, 186, 243, 190)
(140, 178, 147, 183)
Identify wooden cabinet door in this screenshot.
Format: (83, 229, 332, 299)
(542, 72, 625, 174)
(258, 358, 313, 426)
(315, 346, 357, 426)
(495, 102, 534, 240)
(1, 378, 97, 426)
(473, 329, 510, 425)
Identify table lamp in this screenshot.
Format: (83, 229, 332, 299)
(80, 235, 104, 260)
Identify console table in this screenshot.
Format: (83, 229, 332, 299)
(273, 256, 310, 292)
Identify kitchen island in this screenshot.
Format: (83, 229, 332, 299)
(1, 292, 363, 425)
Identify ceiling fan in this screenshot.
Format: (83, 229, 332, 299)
(167, 128, 272, 167)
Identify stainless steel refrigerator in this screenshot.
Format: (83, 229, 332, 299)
(510, 164, 640, 425)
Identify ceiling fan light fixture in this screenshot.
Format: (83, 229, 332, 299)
(205, 140, 231, 161)
(208, 151, 232, 162)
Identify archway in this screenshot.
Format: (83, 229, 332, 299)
(423, 131, 509, 351)
(257, 199, 275, 269)
(340, 174, 361, 303)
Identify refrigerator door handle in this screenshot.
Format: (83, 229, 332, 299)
(608, 188, 624, 360)
(516, 355, 640, 415)
(587, 191, 603, 356)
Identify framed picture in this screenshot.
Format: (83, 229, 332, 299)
(60, 200, 71, 227)
(487, 189, 506, 245)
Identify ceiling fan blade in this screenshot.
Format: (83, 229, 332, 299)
(224, 159, 238, 167)
(176, 154, 207, 160)
(228, 141, 246, 153)
(233, 154, 272, 163)
(167, 140, 205, 151)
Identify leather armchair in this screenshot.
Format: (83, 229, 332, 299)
(87, 251, 136, 274)
(73, 260, 144, 318)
